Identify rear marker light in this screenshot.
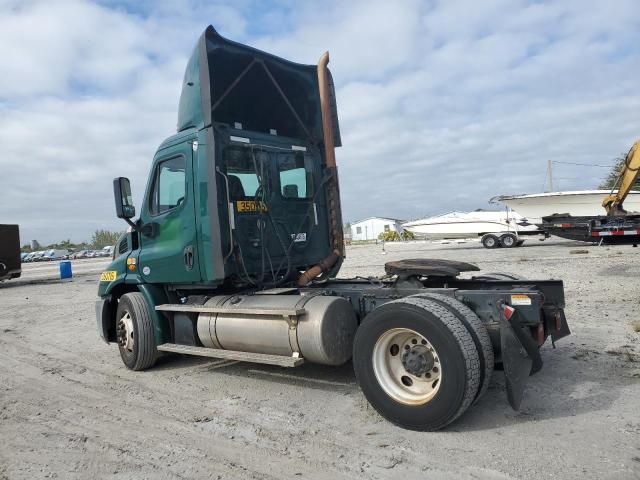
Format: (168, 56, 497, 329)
(502, 305, 515, 320)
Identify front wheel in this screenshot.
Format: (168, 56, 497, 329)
(353, 297, 481, 431)
(115, 292, 158, 371)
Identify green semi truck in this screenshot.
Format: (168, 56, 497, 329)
(96, 26, 570, 430)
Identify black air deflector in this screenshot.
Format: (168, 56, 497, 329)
(203, 26, 341, 146)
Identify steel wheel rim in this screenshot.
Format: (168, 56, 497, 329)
(485, 237, 496, 247)
(372, 328, 442, 405)
(502, 236, 515, 247)
(117, 311, 135, 353)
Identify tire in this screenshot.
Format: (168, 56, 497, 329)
(499, 233, 517, 248)
(481, 234, 499, 249)
(353, 296, 481, 431)
(411, 293, 493, 403)
(115, 292, 158, 371)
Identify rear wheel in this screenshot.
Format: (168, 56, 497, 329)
(481, 234, 499, 249)
(411, 293, 493, 403)
(499, 233, 517, 248)
(116, 292, 158, 371)
(353, 297, 481, 431)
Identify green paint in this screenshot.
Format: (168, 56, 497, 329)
(137, 131, 202, 284)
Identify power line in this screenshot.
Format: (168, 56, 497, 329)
(551, 160, 614, 168)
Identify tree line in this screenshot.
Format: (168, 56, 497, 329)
(21, 229, 124, 252)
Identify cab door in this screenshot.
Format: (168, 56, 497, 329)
(137, 140, 201, 284)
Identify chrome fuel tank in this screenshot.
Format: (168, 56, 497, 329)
(196, 294, 357, 365)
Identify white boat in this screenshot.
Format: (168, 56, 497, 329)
(402, 211, 537, 239)
(494, 190, 640, 225)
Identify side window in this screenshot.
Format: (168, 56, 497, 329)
(150, 156, 186, 215)
(224, 147, 263, 198)
(356, 226, 362, 234)
(278, 152, 312, 199)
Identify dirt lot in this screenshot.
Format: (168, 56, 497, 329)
(1, 239, 639, 480)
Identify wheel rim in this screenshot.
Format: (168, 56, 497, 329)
(485, 237, 496, 247)
(372, 328, 442, 405)
(502, 236, 515, 247)
(117, 311, 135, 353)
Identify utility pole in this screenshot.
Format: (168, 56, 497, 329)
(547, 159, 554, 192)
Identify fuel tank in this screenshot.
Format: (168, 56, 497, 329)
(196, 294, 357, 365)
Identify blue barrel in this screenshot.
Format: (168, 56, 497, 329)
(59, 260, 72, 280)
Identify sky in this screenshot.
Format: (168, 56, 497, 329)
(1, 0, 640, 244)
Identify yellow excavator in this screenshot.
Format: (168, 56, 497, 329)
(602, 139, 640, 216)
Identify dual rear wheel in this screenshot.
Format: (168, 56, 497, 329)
(353, 294, 493, 431)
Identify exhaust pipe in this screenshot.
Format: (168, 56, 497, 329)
(298, 52, 344, 286)
(317, 52, 337, 169)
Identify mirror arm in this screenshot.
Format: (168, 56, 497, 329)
(124, 218, 137, 231)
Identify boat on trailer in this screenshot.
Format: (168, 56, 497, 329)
(402, 210, 538, 240)
(494, 190, 640, 226)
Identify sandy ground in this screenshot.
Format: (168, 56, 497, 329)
(1, 239, 639, 480)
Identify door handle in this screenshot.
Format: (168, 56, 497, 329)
(183, 245, 194, 271)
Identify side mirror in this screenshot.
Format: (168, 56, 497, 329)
(113, 177, 136, 219)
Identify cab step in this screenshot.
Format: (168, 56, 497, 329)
(156, 343, 304, 367)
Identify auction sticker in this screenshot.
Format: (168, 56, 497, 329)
(236, 201, 267, 213)
(511, 294, 531, 306)
(100, 271, 117, 282)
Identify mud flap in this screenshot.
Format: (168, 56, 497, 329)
(95, 296, 113, 343)
(500, 308, 543, 410)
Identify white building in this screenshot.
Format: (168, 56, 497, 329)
(350, 217, 404, 241)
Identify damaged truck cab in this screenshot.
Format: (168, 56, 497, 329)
(97, 26, 570, 431)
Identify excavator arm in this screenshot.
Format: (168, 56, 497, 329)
(602, 140, 640, 216)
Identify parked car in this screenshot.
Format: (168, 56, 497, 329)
(41, 249, 70, 261)
(30, 251, 47, 262)
(72, 250, 91, 259)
